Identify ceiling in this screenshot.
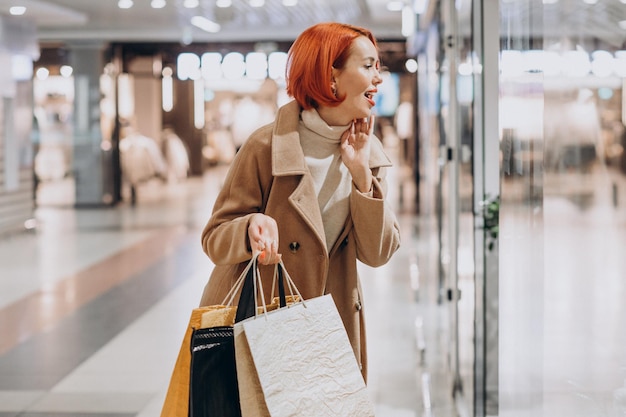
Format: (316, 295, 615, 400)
(0, 0, 623, 51)
(0, 0, 406, 44)
(499, 0, 626, 49)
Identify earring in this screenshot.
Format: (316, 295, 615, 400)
(331, 84, 337, 98)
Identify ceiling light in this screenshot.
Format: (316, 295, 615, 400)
(246, 52, 268, 80)
(151, 0, 166, 8)
(177, 53, 201, 81)
(60, 65, 74, 77)
(458, 62, 473, 76)
(542, 51, 561, 76)
(413, 0, 428, 13)
(9, 6, 26, 15)
(184, 0, 199, 7)
(162, 68, 174, 112)
(222, 52, 246, 80)
(250, 0, 265, 6)
(201, 52, 223, 80)
(401, 5, 415, 37)
(194, 78, 205, 129)
(12, 55, 33, 80)
(282, 0, 298, 5)
(619, 20, 626, 30)
(582, 0, 598, 4)
(191, 16, 221, 33)
(405, 58, 418, 73)
(216, 0, 232, 7)
(268, 52, 288, 79)
(562, 50, 591, 77)
(591, 51, 614, 78)
(387, 1, 404, 11)
(500, 50, 524, 77)
(36, 67, 49, 80)
(118, 0, 133, 9)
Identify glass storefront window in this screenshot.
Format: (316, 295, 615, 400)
(499, 0, 626, 415)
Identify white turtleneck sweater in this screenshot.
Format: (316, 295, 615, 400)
(298, 109, 352, 251)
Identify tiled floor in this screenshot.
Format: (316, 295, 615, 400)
(0, 162, 454, 416)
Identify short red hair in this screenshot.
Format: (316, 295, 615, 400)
(286, 22, 378, 110)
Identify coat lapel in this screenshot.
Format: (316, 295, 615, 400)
(271, 101, 327, 253)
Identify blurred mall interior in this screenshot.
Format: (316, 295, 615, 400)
(1, 0, 626, 416)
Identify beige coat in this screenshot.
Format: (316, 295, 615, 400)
(199, 100, 401, 380)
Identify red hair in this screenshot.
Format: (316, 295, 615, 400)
(286, 22, 378, 110)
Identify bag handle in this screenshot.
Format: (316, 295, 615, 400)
(232, 252, 283, 323)
(254, 260, 305, 319)
(221, 255, 257, 307)
(279, 260, 304, 307)
(270, 261, 302, 308)
(230, 255, 307, 323)
(233, 255, 259, 323)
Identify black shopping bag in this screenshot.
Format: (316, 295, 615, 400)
(187, 255, 273, 417)
(189, 325, 240, 417)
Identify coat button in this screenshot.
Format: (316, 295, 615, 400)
(355, 300, 362, 311)
(289, 242, 300, 253)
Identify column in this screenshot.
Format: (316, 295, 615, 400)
(69, 41, 119, 207)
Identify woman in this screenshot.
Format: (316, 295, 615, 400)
(199, 22, 401, 381)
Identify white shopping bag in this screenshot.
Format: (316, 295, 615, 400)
(234, 293, 375, 417)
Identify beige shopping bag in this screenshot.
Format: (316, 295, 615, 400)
(234, 288, 375, 417)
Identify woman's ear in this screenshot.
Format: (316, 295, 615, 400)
(330, 67, 340, 97)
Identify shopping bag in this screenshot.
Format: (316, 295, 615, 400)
(234, 261, 375, 417)
(160, 256, 260, 417)
(160, 305, 231, 417)
(188, 325, 239, 417)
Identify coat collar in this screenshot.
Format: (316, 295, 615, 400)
(271, 100, 393, 176)
(272, 101, 308, 176)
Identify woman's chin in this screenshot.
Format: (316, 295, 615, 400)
(350, 107, 371, 120)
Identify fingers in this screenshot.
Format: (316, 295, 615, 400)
(248, 213, 281, 264)
(256, 240, 281, 265)
(351, 117, 374, 136)
(368, 115, 376, 136)
(353, 118, 366, 134)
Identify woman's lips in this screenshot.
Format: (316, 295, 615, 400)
(365, 90, 377, 106)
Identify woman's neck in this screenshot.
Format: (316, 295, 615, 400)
(316, 105, 352, 127)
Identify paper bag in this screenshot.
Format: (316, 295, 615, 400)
(234, 294, 375, 417)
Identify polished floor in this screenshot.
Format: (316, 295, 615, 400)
(0, 158, 457, 416)
(5, 151, 626, 416)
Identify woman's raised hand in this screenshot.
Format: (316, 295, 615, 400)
(340, 116, 374, 193)
(248, 213, 281, 265)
